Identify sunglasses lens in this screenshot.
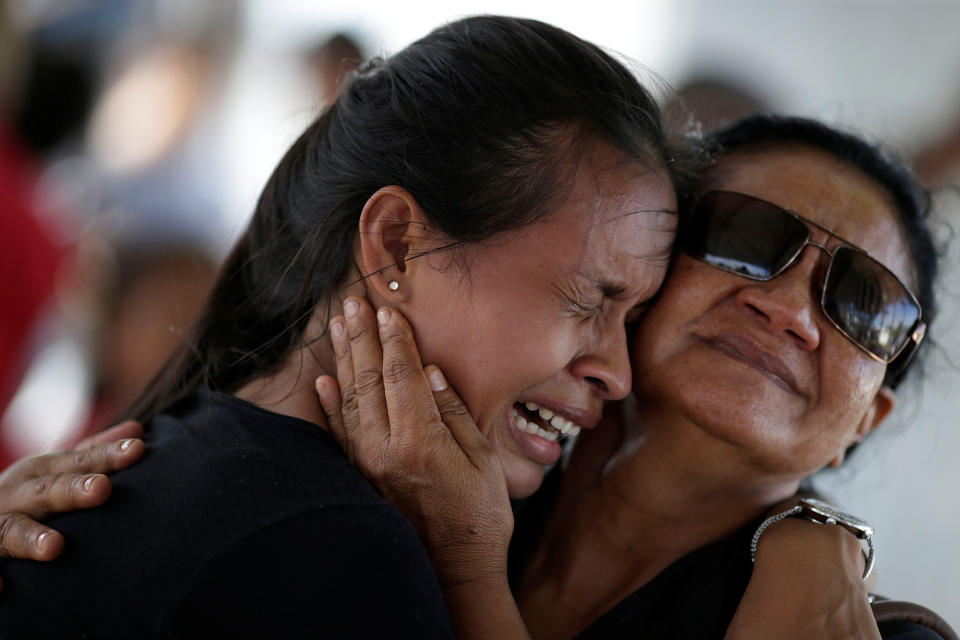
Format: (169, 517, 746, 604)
(683, 192, 808, 279)
(822, 247, 921, 362)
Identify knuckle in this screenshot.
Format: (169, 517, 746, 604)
(334, 342, 353, 364)
(379, 318, 412, 343)
(339, 387, 360, 415)
(381, 359, 418, 385)
(347, 318, 375, 343)
(436, 395, 471, 419)
(30, 475, 55, 500)
(352, 368, 384, 395)
(0, 514, 27, 556)
(70, 447, 95, 469)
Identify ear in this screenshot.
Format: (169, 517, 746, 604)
(357, 186, 432, 300)
(826, 386, 896, 468)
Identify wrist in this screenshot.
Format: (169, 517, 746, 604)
(751, 498, 874, 581)
(427, 540, 509, 590)
(753, 517, 866, 582)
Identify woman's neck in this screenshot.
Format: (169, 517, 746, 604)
(517, 402, 800, 639)
(233, 315, 338, 430)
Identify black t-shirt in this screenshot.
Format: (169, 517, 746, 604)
(511, 467, 944, 639)
(0, 388, 454, 639)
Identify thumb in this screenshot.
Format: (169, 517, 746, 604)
(424, 366, 490, 464)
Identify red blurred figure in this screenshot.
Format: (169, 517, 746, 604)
(0, 124, 65, 464)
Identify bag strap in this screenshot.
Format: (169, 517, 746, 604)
(871, 598, 959, 640)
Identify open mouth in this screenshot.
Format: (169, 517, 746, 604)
(511, 401, 582, 443)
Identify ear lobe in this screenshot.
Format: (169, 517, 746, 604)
(827, 386, 896, 468)
(357, 186, 428, 297)
(858, 386, 896, 440)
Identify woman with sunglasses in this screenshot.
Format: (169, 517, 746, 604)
(312, 115, 942, 638)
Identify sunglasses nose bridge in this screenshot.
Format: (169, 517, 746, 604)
(777, 239, 832, 283)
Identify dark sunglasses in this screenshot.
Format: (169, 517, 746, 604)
(680, 190, 926, 364)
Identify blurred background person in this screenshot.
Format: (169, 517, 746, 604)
(79, 242, 217, 437)
(0, 0, 235, 462)
(0, 1, 85, 464)
(306, 31, 367, 105)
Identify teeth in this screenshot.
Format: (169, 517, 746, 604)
(516, 402, 584, 440)
(537, 427, 558, 441)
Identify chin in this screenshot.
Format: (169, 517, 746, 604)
(504, 462, 549, 500)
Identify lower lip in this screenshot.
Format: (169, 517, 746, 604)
(506, 406, 563, 467)
(707, 340, 797, 395)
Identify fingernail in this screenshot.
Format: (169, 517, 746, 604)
(118, 439, 134, 452)
(377, 308, 390, 326)
(330, 319, 344, 339)
(37, 532, 49, 549)
(83, 475, 97, 492)
(344, 299, 359, 317)
(427, 367, 447, 392)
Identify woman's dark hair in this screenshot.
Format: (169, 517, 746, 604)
(701, 114, 938, 389)
(128, 15, 676, 420)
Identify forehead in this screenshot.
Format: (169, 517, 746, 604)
(560, 157, 677, 279)
(705, 146, 916, 286)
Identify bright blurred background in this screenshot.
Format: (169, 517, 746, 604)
(2, 0, 958, 627)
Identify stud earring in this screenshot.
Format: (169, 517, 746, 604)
(388, 280, 400, 292)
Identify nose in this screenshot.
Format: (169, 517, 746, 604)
(568, 325, 632, 400)
(733, 247, 822, 351)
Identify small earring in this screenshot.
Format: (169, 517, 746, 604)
(388, 280, 400, 292)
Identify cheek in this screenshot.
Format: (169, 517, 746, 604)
(405, 292, 580, 436)
(816, 335, 887, 421)
(631, 263, 713, 371)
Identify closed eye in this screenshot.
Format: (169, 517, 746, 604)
(560, 290, 603, 317)
(569, 296, 602, 315)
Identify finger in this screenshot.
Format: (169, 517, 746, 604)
(41, 437, 146, 478)
(342, 297, 390, 440)
(329, 313, 361, 447)
(424, 365, 490, 462)
(0, 513, 65, 561)
(14, 472, 114, 519)
(74, 420, 144, 449)
(315, 375, 347, 448)
(376, 307, 447, 442)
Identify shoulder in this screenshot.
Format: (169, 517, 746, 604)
(163, 506, 454, 638)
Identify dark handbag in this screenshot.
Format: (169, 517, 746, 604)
(872, 597, 959, 640)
